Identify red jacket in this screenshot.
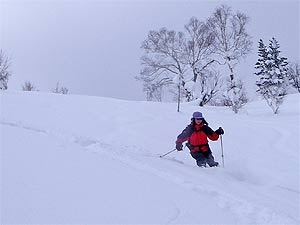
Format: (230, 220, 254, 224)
(176, 121, 219, 153)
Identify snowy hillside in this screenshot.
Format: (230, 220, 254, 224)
(1, 91, 299, 224)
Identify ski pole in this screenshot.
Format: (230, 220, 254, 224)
(220, 135, 225, 168)
(159, 149, 177, 158)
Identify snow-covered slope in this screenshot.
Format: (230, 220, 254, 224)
(1, 91, 299, 224)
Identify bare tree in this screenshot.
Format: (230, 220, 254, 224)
(138, 28, 188, 111)
(52, 82, 69, 94)
(208, 5, 252, 113)
(139, 28, 187, 100)
(288, 62, 300, 93)
(142, 82, 163, 101)
(0, 50, 11, 90)
(138, 5, 252, 112)
(182, 17, 220, 103)
(22, 81, 38, 91)
(184, 17, 216, 82)
(196, 69, 222, 106)
(139, 22, 219, 108)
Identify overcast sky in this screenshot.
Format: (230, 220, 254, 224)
(1, 0, 299, 100)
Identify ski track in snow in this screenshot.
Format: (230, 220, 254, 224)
(1, 119, 298, 224)
(165, 201, 181, 225)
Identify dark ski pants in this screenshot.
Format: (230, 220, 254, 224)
(190, 151, 218, 167)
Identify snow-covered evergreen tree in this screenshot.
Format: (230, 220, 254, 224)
(287, 62, 300, 93)
(255, 38, 289, 114)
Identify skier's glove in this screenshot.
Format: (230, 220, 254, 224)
(215, 127, 224, 135)
(176, 142, 183, 151)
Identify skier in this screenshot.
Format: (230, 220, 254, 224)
(175, 111, 224, 167)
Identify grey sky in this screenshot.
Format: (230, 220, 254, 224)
(1, 0, 299, 100)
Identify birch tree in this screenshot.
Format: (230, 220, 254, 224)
(208, 5, 252, 113)
(183, 17, 221, 105)
(138, 28, 189, 111)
